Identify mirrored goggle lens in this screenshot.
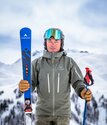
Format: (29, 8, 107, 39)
(44, 29, 62, 40)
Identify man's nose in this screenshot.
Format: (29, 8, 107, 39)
(50, 39, 55, 44)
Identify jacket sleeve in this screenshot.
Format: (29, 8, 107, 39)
(32, 59, 39, 92)
(69, 58, 85, 97)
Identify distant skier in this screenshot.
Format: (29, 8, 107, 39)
(19, 28, 92, 125)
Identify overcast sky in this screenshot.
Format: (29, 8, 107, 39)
(0, 0, 107, 64)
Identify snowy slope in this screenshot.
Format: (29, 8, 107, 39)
(0, 50, 107, 125)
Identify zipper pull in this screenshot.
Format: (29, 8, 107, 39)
(52, 59, 54, 64)
(51, 52, 54, 64)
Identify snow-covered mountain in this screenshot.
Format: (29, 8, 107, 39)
(0, 49, 107, 125)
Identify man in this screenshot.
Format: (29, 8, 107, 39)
(19, 28, 92, 125)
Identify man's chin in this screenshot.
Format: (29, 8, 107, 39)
(50, 49, 57, 52)
(47, 48, 60, 52)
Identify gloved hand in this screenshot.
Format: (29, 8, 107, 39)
(80, 88, 92, 102)
(19, 80, 30, 92)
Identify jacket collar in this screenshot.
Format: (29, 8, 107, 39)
(43, 50, 67, 59)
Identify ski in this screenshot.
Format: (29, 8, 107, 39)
(20, 27, 32, 125)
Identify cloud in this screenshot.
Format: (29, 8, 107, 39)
(79, 0, 107, 28)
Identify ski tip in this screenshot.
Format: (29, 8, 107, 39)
(20, 27, 31, 31)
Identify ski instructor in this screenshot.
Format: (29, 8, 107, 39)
(19, 28, 92, 125)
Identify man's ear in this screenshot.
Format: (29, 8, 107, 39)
(44, 40, 47, 50)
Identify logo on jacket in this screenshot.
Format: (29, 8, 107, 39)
(58, 65, 64, 70)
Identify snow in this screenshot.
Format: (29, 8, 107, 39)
(0, 49, 107, 125)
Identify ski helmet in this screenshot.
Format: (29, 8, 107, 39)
(44, 28, 64, 51)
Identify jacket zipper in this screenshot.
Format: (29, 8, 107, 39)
(53, 67, 55, 116)
(57, 73, 60, 93)
(52, 55, 55, 116)
(47, 73, 50, 93)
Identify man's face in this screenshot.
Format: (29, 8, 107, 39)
(46, 37, 61, 52)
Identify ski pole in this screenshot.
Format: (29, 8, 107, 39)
(82, 67, 94, 125)
(83, 85, 88, 125)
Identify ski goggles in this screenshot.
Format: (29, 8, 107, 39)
(44, 29, 62, 40)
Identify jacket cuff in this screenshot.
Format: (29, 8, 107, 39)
(78, 87, 85, 98)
